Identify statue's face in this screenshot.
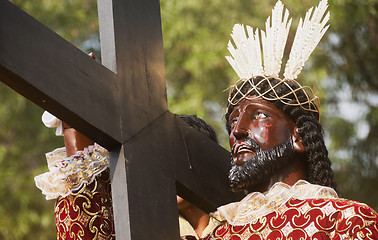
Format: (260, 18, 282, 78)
(228, 98, 295, 166)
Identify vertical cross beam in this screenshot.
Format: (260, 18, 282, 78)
(97, 0, 176, 238)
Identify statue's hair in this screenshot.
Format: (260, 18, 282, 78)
(225, 76, 337, 190)
(177, 114, 218, 143)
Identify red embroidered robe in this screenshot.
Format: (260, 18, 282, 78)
(54, 169, 115, 240)
(35, 145, 115, 240)
(202, 198, 378, 240)
(200, 181, 378, 240)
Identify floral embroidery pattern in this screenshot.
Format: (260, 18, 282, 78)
(55, 169, 115, 240)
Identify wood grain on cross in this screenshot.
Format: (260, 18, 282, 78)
(0, 0, 243, 239)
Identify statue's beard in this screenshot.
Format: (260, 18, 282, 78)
(229, 137, 295, 192)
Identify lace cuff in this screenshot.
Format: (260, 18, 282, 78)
(35, 144, 109, 200)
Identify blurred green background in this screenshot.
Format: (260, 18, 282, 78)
(1, 0, 377, 239)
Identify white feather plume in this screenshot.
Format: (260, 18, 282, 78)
(226, 0, 291, 79)
(226, 24, 263, 79)
(284, 0, 330, 80)
(262, 0, 292, 77)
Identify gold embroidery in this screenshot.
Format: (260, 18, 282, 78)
(357, 230, 365, 239)
(55, 170, 115, 240)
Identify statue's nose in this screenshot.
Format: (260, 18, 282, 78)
(232, 115, 249, 140)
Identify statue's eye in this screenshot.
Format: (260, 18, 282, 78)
(230, 117, 238, 128)
(255, 111, 268, 119)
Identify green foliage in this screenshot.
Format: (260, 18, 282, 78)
(11, 0, 99, 46)
(0, 84, 62, 239)
(1, 0, 377, 238)
(321, 0, 378, 208)
(3, 1, 95, 238)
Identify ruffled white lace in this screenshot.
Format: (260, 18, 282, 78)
(211, 180, 338, 225)
(34, 144, 109, 200)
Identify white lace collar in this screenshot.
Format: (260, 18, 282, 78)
(211, 180, 338, 225)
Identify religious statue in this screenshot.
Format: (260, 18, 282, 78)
(195, 0, 378, 239)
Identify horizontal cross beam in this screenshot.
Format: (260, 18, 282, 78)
(0, 0, 121, 149)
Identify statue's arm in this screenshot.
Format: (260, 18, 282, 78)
(62, 122, 94, 157)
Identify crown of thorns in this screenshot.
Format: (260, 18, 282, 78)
(225, 0, 329, 119)
(227, 76, 320, 115)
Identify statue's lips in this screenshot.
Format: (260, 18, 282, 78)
(232, 143, 258, 166)
(233, 143, 256, 155)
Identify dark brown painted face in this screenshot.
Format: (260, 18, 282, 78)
(228, 98, 296, 166)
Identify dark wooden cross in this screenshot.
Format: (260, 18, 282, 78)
(0, 0, 243, 238)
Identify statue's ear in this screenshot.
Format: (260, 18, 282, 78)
(291, 127, 305, 153)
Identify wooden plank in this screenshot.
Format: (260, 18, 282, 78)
(118, 112, 179, 239)
(97, 1, 174, 238)
(109, 147, 132, 239)
(98, 0, 168, 141)
(174, 116, 244, 213)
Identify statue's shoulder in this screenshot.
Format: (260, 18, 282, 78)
(325, 197, 377, 215)
(291, 197, 377, 217)
(309, 198, 378, 238)
(334, 198, 378, 238)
